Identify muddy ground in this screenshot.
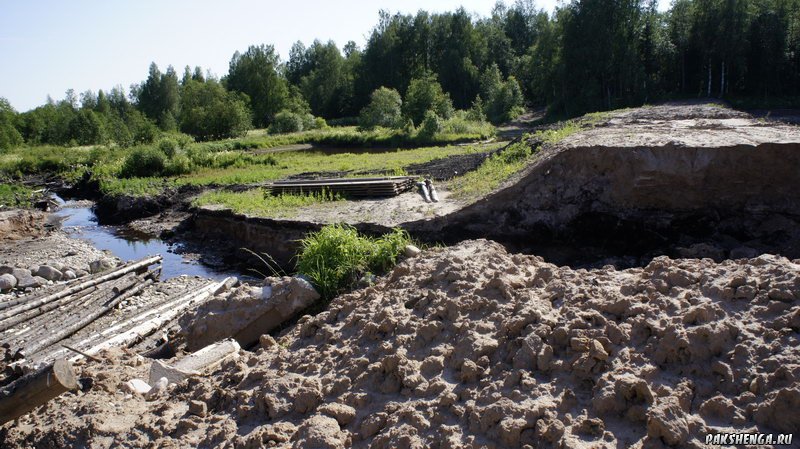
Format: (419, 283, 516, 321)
(1, 240, 797, 448)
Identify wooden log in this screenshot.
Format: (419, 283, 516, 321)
(16, 277, 154, 361)
(0, 286, 99, 333)
(0, 256, 162, 323)
(0, 359, 78, 424)
(79, 278, 232, 357)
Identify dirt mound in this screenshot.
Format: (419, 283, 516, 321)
(0, 210, 46, 241)
(2, 240, 797, 448)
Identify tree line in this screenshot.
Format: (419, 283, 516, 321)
(1, 0, 798, 148)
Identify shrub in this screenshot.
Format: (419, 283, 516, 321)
(269, 110, 304, 134)
(417, 110, 442, 140)
(157, 137, 179, 158)
(358, 87, 403, 130)
(120, 147, 167, 178)
(296, 225, 411, 300)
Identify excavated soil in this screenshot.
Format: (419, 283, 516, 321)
(2, 240, 798, 448)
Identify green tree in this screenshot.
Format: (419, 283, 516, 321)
(180, 79, 252, 140)
(226, 44, 288, 127)
(358, 87, 403, 129)
(403, 73, 454, 125)
(0, 98, 23, 149)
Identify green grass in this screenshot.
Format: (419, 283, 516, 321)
(0, 125, 499, 199)
(193, 188, 343, 218)
(448, 113, 608, 200)
(296, 224, 412, 300)
(0, 184, 34, 208)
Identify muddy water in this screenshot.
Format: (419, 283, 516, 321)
(52, 196, 232, 280)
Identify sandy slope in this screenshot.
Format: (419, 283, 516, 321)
(2, 240, 797, 448)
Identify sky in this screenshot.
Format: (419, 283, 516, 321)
(1, 0, 669, 112)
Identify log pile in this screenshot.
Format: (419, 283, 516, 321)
(0, 256, 163, 380)
(266, 176, 416, 197)
(0, 254, 236, 423)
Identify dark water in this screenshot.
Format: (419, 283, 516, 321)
(52, 196, 232, 280)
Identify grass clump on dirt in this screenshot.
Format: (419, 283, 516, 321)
(296, 224, 411, 300)
(193, 188, 343, 218)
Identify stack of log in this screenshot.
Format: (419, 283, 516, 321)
(0, 255, 237, 424)
(0, 256, 163, 378)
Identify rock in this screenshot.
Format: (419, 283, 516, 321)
(404, 244, 421, 258)
(188, 400, 207, 417)
(63, 270, 77, 280)
(16, 274, 44, 289)
(89, 258, 114, 274)
(34, 265, 63, 281)
(145, 377, 168, 401)
(122, 378, 152, 395)
(11, 268, 31, 281)
(318, 403, 357, 426)
(589, 339, 609, 360)
(0, 273, 17, 291)
(0, 266, 13, 275)
(74, 269, 89, 278)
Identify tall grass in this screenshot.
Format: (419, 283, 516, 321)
(296, 224, 411, 300)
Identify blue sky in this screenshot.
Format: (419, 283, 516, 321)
(1, 0, 669, 112)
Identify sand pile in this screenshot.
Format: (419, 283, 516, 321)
(1, 240, 798, 448)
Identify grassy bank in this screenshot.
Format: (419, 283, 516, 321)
(447, 113, 607, 200)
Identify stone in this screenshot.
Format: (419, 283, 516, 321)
(145, 377, 168, 401)
(404, 244, 421, 258)
(0, 266, 13, 275)
(11, 268, 31, 281)
(74, 269, 89, 278)
(89, 258, 114, 274)
(188, 400, 207, 417)
(17, 274, 44, 289)
(0, 273, 17, 291)
(34, 265, 63, 281)
(63, 270, 77, 280)
(122, 378, 152, 395)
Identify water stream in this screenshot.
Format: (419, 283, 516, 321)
(52, 196, 234, 280)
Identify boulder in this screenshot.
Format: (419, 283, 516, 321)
(89, 259, 115, 274)
(0, 273, 17, 291)
(0, 266, 13, 275)
(34, 265, 63, 281)
(63, 270, 77, 280)
(16, 273, 44, 289)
